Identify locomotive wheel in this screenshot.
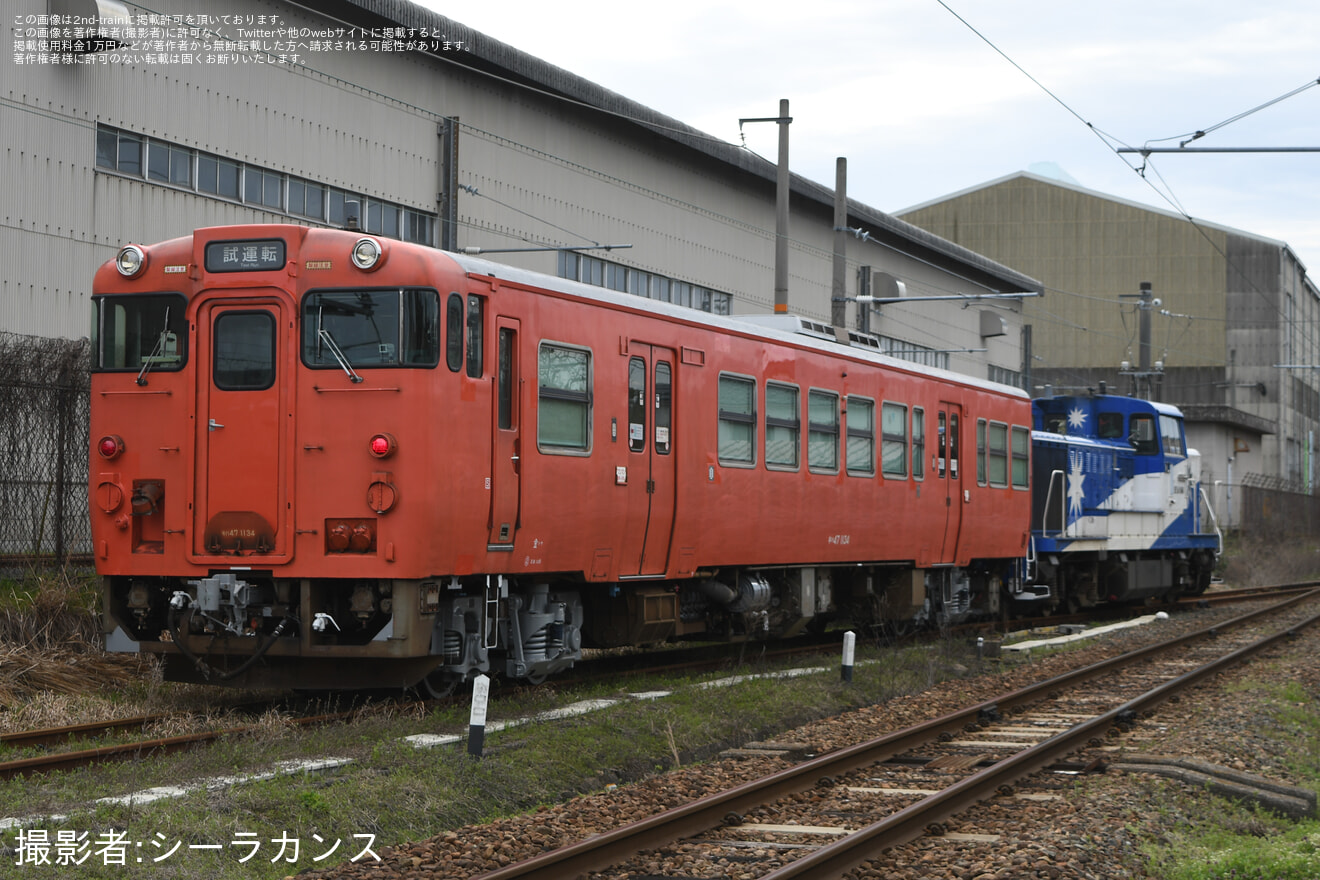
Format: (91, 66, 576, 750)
(421, 668, 461, 699)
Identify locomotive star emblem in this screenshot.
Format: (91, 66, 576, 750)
(1066, 406, 1087, 432)
(1067, 450, 1085, 518)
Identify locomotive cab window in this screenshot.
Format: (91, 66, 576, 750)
(1159, 415, 1186, 458)
(1098, 412, 1124, 439)
(302, 289, 439, 369)
(1129, 413, 1160, 455)
(91, 292, 188, 372)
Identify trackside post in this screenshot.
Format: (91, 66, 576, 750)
(468, 674, 491, 757)
(841, 631, 856, 683)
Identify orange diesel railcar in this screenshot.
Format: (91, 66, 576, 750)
(92, 225, 1032, 693)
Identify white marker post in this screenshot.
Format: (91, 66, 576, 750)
(468, 674, 491, 758)
(841, 631, 856, 683)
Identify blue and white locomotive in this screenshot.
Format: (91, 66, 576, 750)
(1027, 394, 1220, 611)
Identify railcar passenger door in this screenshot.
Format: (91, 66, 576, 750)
(488, 317, 522, 547)
(192, 294, 292, 559)
(622, 343, 676, 576)
(937, 403, 964, 561)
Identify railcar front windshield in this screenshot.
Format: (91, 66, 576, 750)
(91, 293, 188, 372)
(301, 289, 439, 369)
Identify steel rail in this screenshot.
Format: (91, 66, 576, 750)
(764, 604, 1320, 879)
(0, 711, 355, 780)
(473, 590, 1320, 880)
(0, 715, 167, 749)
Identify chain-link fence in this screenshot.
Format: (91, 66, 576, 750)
(0, 332, 91, 561)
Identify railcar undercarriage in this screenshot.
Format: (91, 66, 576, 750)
(103, 555, 1034, 692)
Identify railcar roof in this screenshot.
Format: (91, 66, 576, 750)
(449, 250, 1029, 401)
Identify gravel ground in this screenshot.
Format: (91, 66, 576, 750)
(303, 602, 1320, 880)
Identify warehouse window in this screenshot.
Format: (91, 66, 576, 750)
(93, 124, 435, 244)
(881, 402, 907, 478)
(765, 382, 800, 470)
(808, 390, 839, 472)
(244, 167, 283, 210)
(538, 343, 592, 451)
(845, 396, 874, 476)
(288, 177, 326, 221)
(1011, 426, 1030, 488)
(148, 141, 192, 187)
(197, 152, 240, 199)
(717, 374, 755, 465)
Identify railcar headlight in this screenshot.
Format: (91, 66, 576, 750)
(115, 245, 147, 278)
(350, 237, 383, 270)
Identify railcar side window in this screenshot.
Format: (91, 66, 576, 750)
(765, 383, 800, 469)
(807, 390, 839, 472)
(466, 295, 484, 377)
(976, 419, 987, 485)
(1011, 425, 1030, 488)
(302, 289, 439, 368)
(445, 293, 463, 372)
(912, 408, 925, 480)
(1130, 414, 1159, 455)
(628, 357, 646, 452)
(91, 293, 188, 372)
(537, 343, 592, 451)
(655, 363, 672, 455)
(718, 374, 756, 465)
(881, 402, 907, 478)
(988, 422, 1008, 487)
(1159, 415, 1185, 457)
(213, 311, 275, 390)
(845, 396, 875, 476)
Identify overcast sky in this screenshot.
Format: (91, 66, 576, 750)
(418, 0, 1320, 296)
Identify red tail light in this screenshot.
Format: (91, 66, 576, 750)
(369, 433, 397, 458)
(98, 435, 125, 459)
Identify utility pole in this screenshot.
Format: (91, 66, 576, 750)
(775, 98, 791, 314)
(831, 157, 847, 330)
(738, 100, 793, 313)
(1119, 281, 1161, 399)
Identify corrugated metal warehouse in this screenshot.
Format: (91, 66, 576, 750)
(899, 171, 1320, 520)
(4, 0, 1040, 388)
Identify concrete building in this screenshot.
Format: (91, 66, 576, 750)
(898, 171, 1318, 525)
(4, 0, 1040, 387)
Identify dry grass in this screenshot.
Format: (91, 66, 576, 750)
(1218, 536, 1320, 587)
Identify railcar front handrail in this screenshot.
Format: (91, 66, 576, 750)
(1040, 469, 1065, 538)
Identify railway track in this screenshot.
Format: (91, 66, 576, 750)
(469, 588, 1320, 880)
(2, 582, 1303, 784)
